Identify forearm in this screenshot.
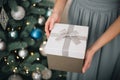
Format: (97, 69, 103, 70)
(53, 0, 68, 16)
(90, 16, 120, 54)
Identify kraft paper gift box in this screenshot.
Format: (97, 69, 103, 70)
(44, 23, 89, 73)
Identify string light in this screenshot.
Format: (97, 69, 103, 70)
(4, 59, 7, 61)
(14, 50, 17, 53)
(43, 41, 47, 44)
(15, 67, 17, 70)
(36, 58, 40, 61)
(18, 26, 21, 30)
(4, 57, 7, 62)
(59, 74, 62, 77)
(26, 22, 30, 25)
(16, 56, 20, 59)
(7, 27, 11, 31)
(31, 52, 34, 56)
(33, 4, 36, 6)
(7, 62, 9, 65)
(26, 69, 29, 74)
(39, 41, 47, 51)
(39, 47, 43, 51)
(11, 60, 14, 62)
(13, 67, 17, 73)
(36, 67, 39, 70)
(22, 57, 25, 59)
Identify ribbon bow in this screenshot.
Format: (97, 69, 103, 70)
(55, 29, 82, 44)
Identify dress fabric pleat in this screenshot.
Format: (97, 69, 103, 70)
(67, 0, 120, 80)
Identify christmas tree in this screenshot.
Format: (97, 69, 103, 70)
(0, 0, 66, 80)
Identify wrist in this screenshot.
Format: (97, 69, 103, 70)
(52, 6, 64, 16)
(87, 46, 97, 55)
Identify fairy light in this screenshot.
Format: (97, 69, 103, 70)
(4, 59, 7, 61)
(22, 57, 25, 59)
(26, 69, 29, 74)
(36, 58, 40, 61)
(14, 50, 17, 53)
(26, 22, 30, 25)
(33, 4, 36, 6)
(4, 58, 7, 62)
(36, 67, 39, 70)
(39, 47, 43, 51)
(13, 69, 16, 73)
(11, 60, 14, 62)
(39, 41, 47, 51)
(18, 26, 21, 30)
(7, 62, 9, 65)
(59, 74, 62, 77)
(7, 27, 10, 31)
(43, 41, 47, 44)
(12, 67, 18, 73)
(16, 56, 20, 59)
(31, 52, 34, 56)
(15, 67, 17, 70)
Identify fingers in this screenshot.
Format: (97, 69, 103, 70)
(45, 18, 55, 38)
(49, 18, 55, 31)
(45, 13, 61, 38)
(82, 58, 90, 73)
(82, 50, 94, 73)
(45, 19, 50, 38)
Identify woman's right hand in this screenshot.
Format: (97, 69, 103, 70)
(45, 13, 61, 38)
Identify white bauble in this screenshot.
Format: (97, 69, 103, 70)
(38, 16, 45, 25)
(46, 8, 53, 17)
(39, 41, 47, 57)
(18, 49, 28, 59)
(8, 74, 23, 80)
(0, 40, 6, 51)
(11, 6, 25, 20)
(32, 71, 41, 80)
(41, 68, 52, 80)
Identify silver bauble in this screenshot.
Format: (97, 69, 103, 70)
(46, 8, 53, 17)
(38, 16, 45, 25)
(8, 74, 23, 80)
(18, 49, 28, 59)
(11, 6, 25, 20)
(0, 40, 6, 51)
(41, 68, 52, 80)
(39, 41, 47, 57)
(9, 30, 18, 39)
(32, 71, 41, 80)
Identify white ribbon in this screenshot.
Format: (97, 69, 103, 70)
(55, 29, 86, 45)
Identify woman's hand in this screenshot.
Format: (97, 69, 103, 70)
(45, 13, 61, 38)
(82, 48, 95, 73)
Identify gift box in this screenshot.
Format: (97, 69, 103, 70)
(44, 23, 89, 73)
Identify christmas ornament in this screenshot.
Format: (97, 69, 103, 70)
(9, 29, 18, 39)
(39, 41, 47, 56)
(38, 16, 45, 25)
(0, 39, 6, 51)
(46, 8, 53, 17)
(11, 6, 25, 20)
(30, 28, 42, 39)
(18, 49, 28, 59)
(41, 68, 52, 80)
(32, 71, 41, 80)
(8, 74, 23, 80)
(0, 7, 9, 30)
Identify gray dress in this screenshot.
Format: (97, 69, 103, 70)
(67, 0, 120, 80)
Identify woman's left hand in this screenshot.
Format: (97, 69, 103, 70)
(82, 48, 95, 73)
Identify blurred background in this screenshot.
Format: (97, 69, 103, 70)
(0, 0, 72, 80)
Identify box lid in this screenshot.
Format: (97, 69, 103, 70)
(44, 23, 89, 59)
